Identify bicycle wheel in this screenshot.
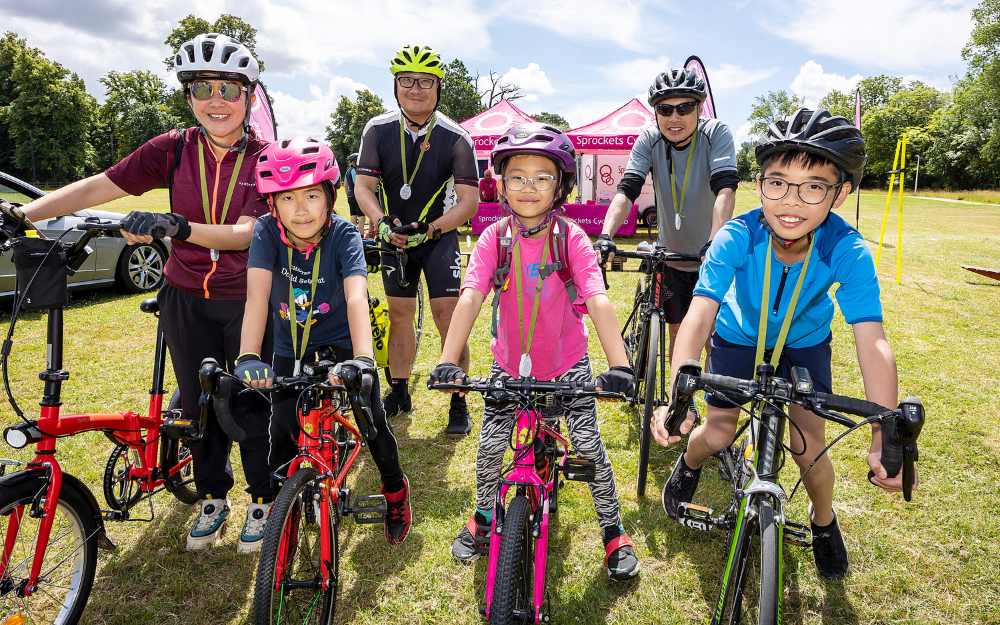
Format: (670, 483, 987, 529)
(623, 276, 647, 386)
(636, 311, 660, 497)
(410, 278, 425, 375)
(165, 388, 199, 505)
(491, 495, 534, 625)
(253, 467, 339, 625)
(0, 475, 98, 625)
(712, 498, 781, 625)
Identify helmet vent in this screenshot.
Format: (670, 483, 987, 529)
(221, 45, 239, 64)
(238, 57, 249, 69)
(259, 171, 273, 179)
(259, 155, 269, 163)
(299, 163, 317, 172)
(302, 147, 320, 155)
(281, 139, 292, 149)
(183, 44, 195, 64)
(201, 41, 215, 62)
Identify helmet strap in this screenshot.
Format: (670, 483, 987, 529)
(394, 81, 440, 130)
(758, 212, 810, 250)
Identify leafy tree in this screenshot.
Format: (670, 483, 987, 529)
(818, 89, 855, 120)
(325, 90, 386, 164)
(736, 140, 759, 182)
(747, 90, 805, 135)
(98, 70, 172, 159)
(439, 59, 483, 123)
(855, 75, 905, 111)
(117, 104, 182, 158)
(0, 32, 43, 176)
(861, 81, 946, 184)
(163, 14, 263, 72)
(531, 112, 570, 130)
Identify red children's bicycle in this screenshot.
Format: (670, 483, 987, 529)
(0, 210, 201, 625)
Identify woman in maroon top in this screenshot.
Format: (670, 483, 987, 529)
(23, 34, 275, 553)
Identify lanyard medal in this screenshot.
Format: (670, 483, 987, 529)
(198, 138, 246, 261)
(399, 113, 436, 200)
(669, 130, 698, 231)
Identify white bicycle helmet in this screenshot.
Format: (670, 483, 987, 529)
(174, 33, 260, 86)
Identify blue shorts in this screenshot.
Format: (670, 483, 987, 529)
(704, 332, 833, 408)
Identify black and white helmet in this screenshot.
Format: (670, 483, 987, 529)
(174, 33, 260, 86)
(648, 69, 707, 106)
(755, 108, 867, 187)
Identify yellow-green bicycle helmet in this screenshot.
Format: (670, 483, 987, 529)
(390, 45, 445, 78)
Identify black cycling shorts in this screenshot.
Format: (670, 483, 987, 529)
(381, 230, 462, 299)
(658, 265, 700, 324)
(347, 195, 363, 217)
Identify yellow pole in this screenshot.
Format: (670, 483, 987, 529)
(896, 134, 906, 284)
(875, 139, 902, 271)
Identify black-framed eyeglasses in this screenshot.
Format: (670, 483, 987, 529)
(188, 81, 246, 102)
(759, 177, 842, 204)
(503, 175, 557, 192)
(396, 76, 439, 90)
(654, 101, 699, 117)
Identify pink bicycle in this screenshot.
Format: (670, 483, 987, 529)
(432, 377, 623, 625)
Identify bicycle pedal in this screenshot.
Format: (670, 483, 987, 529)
(160, 416, 200, 441)
(562, 457, 596, 482)
(474, 524, 492, 555)
(677, 502, 716, 531)
(351, 494, 386, 524)
(102, 509, 128, 522)
(783, 521, 811, 547)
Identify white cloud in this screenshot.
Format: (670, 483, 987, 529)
(478, 63, 555, 104)
(790, 61, 862, 106)
(499, 0, 675, 52)
(763, 0, 975, 71)
(732, 121, 754, 149)
(598, 56, 671, 93)
(270, 76, 370, 139)
(708, 64, 779, 92)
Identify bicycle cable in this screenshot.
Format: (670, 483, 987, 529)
(787, 415, 878, 501)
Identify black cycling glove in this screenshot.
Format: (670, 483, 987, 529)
(699, 239, 713, 259)
(121, 211, 191, 240)
(594, 233, 617, 266)
(335, 355, 377, 399)
(235, 353, 273, 384)
(428, 362, 467, 387)
(595, 365, 635, 395)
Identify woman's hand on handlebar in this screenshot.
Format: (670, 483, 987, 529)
(652, 405, 697, 447)
(428, 362, 468, 396)
(866, 445, 919, 494)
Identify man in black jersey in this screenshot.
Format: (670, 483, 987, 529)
(355, 45, 479, 437)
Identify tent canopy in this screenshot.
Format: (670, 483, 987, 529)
(567, 98, 655, 153)
(460, 100, 537, 154)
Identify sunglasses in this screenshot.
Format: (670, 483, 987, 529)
(188, 81, 246, 102)
(396, 76, 439, 90)
(654, 101, 700, 117)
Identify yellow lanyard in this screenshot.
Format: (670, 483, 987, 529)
(512, 235, 550, 376)
(754, 235, 815, 379)
(399, 114, 437, 195)
(197, 137, 246, 226)
(287, 246, 321, 372)
(668, 130, 697, 230)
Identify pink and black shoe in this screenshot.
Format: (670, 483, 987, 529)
(382, 475, 411, 545)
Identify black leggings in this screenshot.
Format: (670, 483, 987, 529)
(269, 348, 404, 497)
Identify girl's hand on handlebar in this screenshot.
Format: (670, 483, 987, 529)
(235, 356, 274, 388)
(428, 363, 468, 396)
(866, 447, 919, 494)
(652, 405, 697, 447)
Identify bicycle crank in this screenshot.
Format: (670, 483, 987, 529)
(676, 502, 729, 532)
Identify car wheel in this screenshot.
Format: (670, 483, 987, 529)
(642, 206, 657, 228)
(116, 242, 167, 293)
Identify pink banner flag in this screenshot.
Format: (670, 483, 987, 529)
(683, 55, 716, 119)
(249, 83, 277, 143)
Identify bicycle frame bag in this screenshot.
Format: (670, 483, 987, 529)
(12, 237, 69, 311)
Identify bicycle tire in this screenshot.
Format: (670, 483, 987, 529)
(623, 276, 646, 390)
(165, 388, 200, 505)
(253, 467, 338, 625)
(637, 311, 659, 497)
(712, 497, 781, 625)
(491, 495, 534, 625)
(411, 278, 425, 376)
(0, 475, 99, 625)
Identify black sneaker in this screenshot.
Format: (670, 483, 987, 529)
(452, 513, 490, 562)
(445, 394, 471, 438)
(383, 386, 412, 418)
(603, 525, 640, 581)
(810, 504, 850, 579)
(662, 453, 701, 520)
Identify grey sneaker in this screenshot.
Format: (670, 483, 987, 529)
(451, 515, 490, 563)
(186, 498, 231, 551)
(237, 501, 272, 554)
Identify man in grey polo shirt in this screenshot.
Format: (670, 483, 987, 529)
(596, 68, 738, 361)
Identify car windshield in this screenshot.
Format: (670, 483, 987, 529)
(0, 182, 35, 206)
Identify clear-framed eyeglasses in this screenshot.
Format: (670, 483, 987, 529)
(759, 177, 842, 205)
(503, 175, 557, 192)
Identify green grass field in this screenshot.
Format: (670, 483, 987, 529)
(1, 187, 998, 624)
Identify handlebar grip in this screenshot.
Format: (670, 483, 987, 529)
(817, 393, 887, 418)
(699, 372, 753, 394)
(212, 377, 248, 443)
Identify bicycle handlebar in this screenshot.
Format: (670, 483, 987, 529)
(430, 376, 627, 402)
(664, 359, 924, 501)
(612, 248, 702, 263)
(362, 238, 411, 289)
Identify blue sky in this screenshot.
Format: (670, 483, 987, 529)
(3, 0, 978, 148)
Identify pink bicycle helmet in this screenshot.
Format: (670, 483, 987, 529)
(255, 136, 340, 194)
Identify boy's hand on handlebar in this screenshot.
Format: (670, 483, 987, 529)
(594, 365, 634, 398)
(428, 362, 468, 396)
(866, 447, 919, 494)
(652, 405, 697, 447)
(235, 355, 273, 388)
(594, 234, 616, 267)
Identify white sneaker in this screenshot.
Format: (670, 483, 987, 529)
(186, 498, 231, 551)
(237, 501, 272, 554)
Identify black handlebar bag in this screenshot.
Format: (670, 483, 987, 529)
(12, 237, 69, 311)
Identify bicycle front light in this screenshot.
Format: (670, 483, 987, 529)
(3, 422, 43, 449)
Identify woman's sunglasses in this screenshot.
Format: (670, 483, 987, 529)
(188, 81, 246, 102)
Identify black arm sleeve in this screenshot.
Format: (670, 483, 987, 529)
(356, 126, 381, 177)
(616, 172, 646, 203)
(710, 171, 740, 195)
(451, 137, 479, 186)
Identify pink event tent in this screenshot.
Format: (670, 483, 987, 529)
(460, 100, 537, 154)
(567, 98, 655, 153)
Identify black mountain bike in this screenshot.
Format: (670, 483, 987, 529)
(612, 242, 700, 496)
(661, 359, 924, 625)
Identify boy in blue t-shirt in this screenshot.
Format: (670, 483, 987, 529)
(652, 109, 915, 579)
(235, 137, 411, 552)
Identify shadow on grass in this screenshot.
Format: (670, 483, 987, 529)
(336, 520, 425, 623)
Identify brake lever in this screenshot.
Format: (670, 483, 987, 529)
(664, 360, 701, 437)
(898, 398, 924, 502)
(394, 248, 410, 289)
(338, 364, 377, 441)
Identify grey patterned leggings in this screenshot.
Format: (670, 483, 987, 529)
(474, 354, 622, 529)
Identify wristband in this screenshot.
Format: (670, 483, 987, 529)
(236, 352, 261, 365)
(174, 220, 192, 241)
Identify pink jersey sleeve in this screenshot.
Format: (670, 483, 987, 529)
(565, 220, 607, 303)
(462, 221, 502, 296)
